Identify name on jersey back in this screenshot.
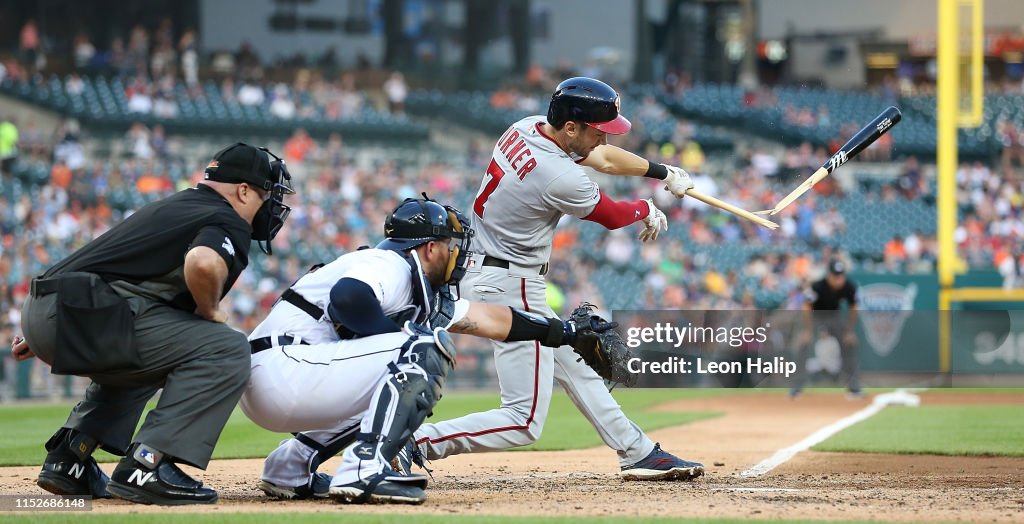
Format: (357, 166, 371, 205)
(497, 127, 538, 180)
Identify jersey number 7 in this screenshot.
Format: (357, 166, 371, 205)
(473, 159, 505, 218)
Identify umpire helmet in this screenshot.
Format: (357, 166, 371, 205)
(377, 196, 474, 284)
(547, 77, 631, 135)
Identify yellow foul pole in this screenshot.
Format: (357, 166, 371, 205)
(937, 0, 958, 373)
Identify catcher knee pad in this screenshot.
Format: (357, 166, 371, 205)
(353, 325, 457, 464)
(401, 323, 456, 398)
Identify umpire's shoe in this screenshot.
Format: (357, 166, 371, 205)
(328, 467, 427, 505)
(106, 443, 218, 505)
(36, 428, 111, 498)
(620, 443, 705, 481)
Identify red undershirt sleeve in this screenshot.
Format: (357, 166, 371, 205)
(582, 191, 650, 230)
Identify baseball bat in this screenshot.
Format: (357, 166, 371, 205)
(685, 189, 779, 230)
(764, 106, 902, 216)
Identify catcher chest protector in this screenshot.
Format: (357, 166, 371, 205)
(351, 324, 457, 466)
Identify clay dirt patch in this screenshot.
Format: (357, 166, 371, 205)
(2, 391, 1021, 522)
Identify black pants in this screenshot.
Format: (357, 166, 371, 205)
(22, 290, 250, 469)
(791, 321, 861, 393)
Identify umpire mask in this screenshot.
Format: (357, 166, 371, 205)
(204, 143, 295, 255)
(251, 148, 294, 255)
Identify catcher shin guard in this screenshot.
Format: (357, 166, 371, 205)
(351, 325, 456, 482)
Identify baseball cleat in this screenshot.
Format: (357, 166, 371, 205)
(259, 472, 331, 500)
(846, 389, 866, 400)
(328, 469, 427, 505)
(394, 439, 430, 477)
(37, 457, 111, 499)
(620, 443, 705, 481)
(106, 444, 218, 506)
(36, 428, 111, 498)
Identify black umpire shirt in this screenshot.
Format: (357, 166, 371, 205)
(44, 184, 252, 312)
(807, 278, 858, 311)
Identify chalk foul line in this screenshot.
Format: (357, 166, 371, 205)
(738, 390, 921, 478)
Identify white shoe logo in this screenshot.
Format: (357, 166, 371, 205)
(68, 463, 85, 479)
(358, 446, 373, 455)
(127, 469, 155, 486)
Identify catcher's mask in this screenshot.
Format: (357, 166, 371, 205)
(377, 194, 473, 286)
(204, 142, 295, 255)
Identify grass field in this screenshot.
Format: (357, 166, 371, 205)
(0, 389, 723, 466)
(814, 404, 1024, 456)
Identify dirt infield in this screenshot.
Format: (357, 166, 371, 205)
(2, 391, 1022, 521)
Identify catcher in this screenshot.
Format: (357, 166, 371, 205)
(242, 197, 633, 503)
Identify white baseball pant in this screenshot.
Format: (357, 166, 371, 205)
(414, 261, 655, 466)
(240, 331, 419, 488)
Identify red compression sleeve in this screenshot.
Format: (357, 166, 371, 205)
(582, 191, 650, 230)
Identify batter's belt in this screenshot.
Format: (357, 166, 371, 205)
(481, 255, 548, 276)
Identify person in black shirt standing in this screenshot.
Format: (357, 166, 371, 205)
(12, 143, 294, 505)
(789, 259, 862, 399)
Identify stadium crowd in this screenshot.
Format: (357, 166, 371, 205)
(2, 16, 1024, 399)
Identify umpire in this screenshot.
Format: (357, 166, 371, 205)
(16, 143, 293, 505)
(789, 259, 863, 399)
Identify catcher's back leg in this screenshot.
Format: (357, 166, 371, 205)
(329, 325, 456, 504)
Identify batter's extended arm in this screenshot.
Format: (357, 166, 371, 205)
(579, 144, 650, 176)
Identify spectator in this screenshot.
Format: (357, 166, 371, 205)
(73, 33, 95, 70)
(269, 84, 296, 120)
(126, 24, 149, 76)
(149, 40, 176, 78)
(53, 120, 86, 171)
(897, 156, 923, 199)
(179, 30, 199, 89)
(283, 128, 315, 165)
(236, 41, 262, 80)
(0, 117, 18, 174)
(126, 78, 153, 114)
(221, 77, 237, 103)
(153, 92, 178, 119)
(50, 159, 72, 189)
(65, 73, 85, 96)
(238, 80, 265, 106)
(382, 71, 407, 114)
(19, 19, 41, 73)
(998, 120, 1024, 177)
(681, 141, 705, 173)
(126, 123, 153, 160)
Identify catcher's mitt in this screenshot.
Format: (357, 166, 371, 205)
(568, 303, 638, 386)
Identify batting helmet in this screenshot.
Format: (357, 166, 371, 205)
(377, 197, 473, 284)
(547, 77, 631, 135)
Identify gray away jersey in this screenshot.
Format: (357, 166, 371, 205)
(470, 115, 601, 266)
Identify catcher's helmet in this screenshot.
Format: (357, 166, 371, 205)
(377, 196, 473, 284)
(547, 77, 631, 135)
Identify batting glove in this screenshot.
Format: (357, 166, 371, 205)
(639, 198, 667, 242)
(663, 165, 694, 199)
